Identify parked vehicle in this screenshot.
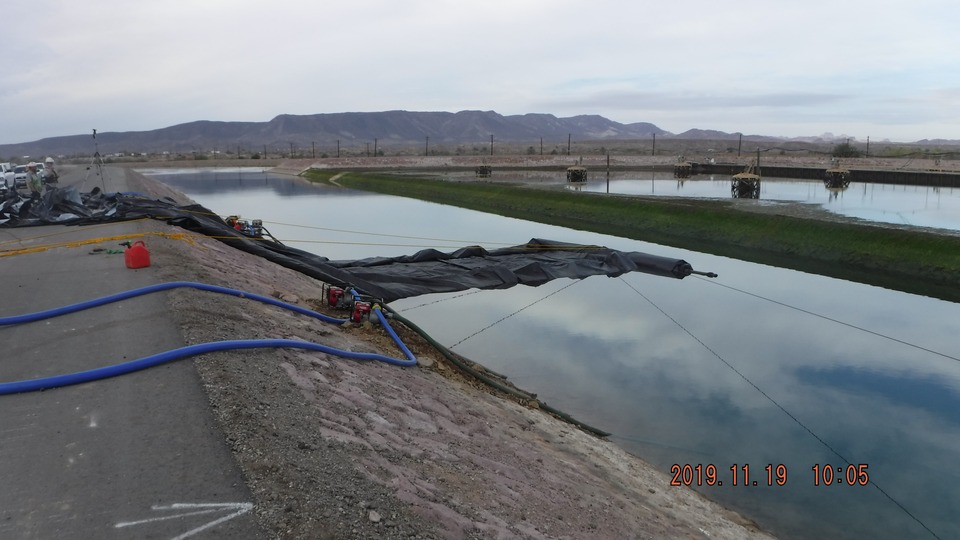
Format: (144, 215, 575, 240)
(13, 165, 28, 188)
(0, 163, 12, 188)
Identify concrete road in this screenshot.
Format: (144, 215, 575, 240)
(0, 167, 265, 539)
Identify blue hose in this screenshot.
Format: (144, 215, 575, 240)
(374, 305, 415, 362)
(0, 282, 417, 396)
(0, 281, 348, 326)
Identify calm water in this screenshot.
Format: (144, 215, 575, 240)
(144, 168, 960, 540)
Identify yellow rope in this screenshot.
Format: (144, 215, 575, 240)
(0, 231, 198, 258)
(0, 218, 153, 247)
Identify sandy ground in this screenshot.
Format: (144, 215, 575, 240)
(124, 170, 776, 539)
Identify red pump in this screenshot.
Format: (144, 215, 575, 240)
(352, 302, 371, 323)
(326, 286, 345, 307)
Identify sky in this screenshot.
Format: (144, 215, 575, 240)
(3, 0, 958, 145)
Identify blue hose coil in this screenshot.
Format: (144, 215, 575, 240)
(0, 282, 417, 396)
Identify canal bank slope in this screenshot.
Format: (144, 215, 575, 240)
(307, 170, 960, 305)
(126, 168, 774, 538)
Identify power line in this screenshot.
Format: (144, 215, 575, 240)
(260, 219, 517, 247)
(448, 280, 578, 349)
(400, 289, 482, 312)
(695, 276, 960, 364)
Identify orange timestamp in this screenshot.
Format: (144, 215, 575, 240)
(670, 463, 870, 487)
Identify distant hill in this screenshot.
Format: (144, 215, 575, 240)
(0, 110, 701, 158)
(2, 110, 951, 159)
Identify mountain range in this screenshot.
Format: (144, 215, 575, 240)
(0, 110, 908, 159)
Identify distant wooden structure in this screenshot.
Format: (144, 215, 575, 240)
(475, 165, 492, 178)
(731, 149, 761, 199)
(685, 161, 960, 187)
(566, 166, 587, 182)
(824, 159, 850, 189)
(674, 155, 693, 178)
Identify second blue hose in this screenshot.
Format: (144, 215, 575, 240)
(0, 281, 348, 326)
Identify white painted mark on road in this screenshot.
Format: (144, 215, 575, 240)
(115, 502, 253, 540)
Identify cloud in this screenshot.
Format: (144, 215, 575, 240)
(536, 89, 849, 112)
(3, 0, 959, 143)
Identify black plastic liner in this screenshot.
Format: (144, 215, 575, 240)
(2, 187, 698, 302)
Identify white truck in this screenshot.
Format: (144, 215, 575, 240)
(0, 162, 13, 189)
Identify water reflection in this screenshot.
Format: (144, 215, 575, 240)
(826, 187, 847, 202)
(548, 172, 960, 232)
(143, 169, 960, 540)
(402, 267, 960, 540)
(140, 167, 318, 197)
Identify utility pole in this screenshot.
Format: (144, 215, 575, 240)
(540, 137, 543, 156)
(738, 133, 743, 157)
(425, 136, 429, 156)
(567, 134, 571, 156)
(490, 135, 494, 156)
(606, 153, 610, 194)
(652, 133, 656, 156)
(312, 141, 315, 159)
(866, 136, 870, 157)
(374, 138, 378, 157)
(337, 139, 340, 158)
(365, 142, 370, 157)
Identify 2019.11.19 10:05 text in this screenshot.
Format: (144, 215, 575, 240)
(670, 464, 870, 487)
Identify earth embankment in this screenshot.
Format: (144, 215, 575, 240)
(128, 168, 776, 538)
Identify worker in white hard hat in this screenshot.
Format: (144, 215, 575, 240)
(42, 157, 59, 185)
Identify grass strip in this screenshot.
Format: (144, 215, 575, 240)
(305, 170, 960, 304)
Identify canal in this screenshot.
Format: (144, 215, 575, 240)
(143, 167, 960, 540)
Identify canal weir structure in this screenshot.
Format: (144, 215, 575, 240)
(684, 162, 960, 188)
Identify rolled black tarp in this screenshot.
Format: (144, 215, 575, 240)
(2, 188, 700, 302)
(321, 239, 694, 301)
(165, 202, 697, 301)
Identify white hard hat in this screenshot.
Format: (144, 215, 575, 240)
(27, 162, 36, 168)
(44, 157, 54, 164)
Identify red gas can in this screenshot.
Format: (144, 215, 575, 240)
(124, 240, 151, 269)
